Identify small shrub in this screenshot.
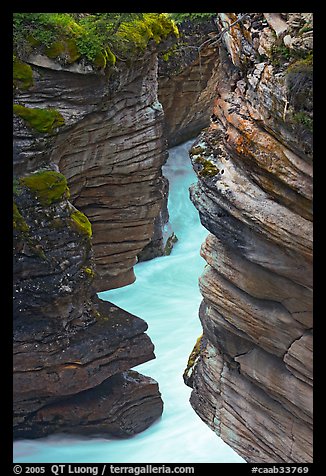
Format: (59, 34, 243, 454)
(292, 112, 313, 131)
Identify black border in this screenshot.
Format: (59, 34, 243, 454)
(6, 2, 321, 473)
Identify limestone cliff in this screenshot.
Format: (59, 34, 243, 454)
(184, 13, 313, 463)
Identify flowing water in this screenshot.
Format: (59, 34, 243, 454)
(13, 140, 244, 464)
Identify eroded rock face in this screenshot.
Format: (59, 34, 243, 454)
(159, 20, 220, 146)
(185, 13, 313, 463)
(14, 46, 172, 291)
(13, 176, 163, 437)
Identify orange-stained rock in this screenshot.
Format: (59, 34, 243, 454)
(185, 13, 313, 463)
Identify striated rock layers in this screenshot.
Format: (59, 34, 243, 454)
(184, 13, 313, 462)
(13, 172, 163, 437)
(12, 20, 180, 437)
(14, 43, 173, 292)
(158, 19, 220, 147)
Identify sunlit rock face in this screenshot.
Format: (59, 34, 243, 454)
(185, 13, 313, 463)
(14, 46, 171, 292)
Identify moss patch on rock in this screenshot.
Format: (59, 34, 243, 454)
(20, 170, 68, 206)
(117, 13, 179, 53)
(94, 47, 116, 69)
(13, 201, 29, 232)
(183, 334, 202, 384)
(45, 38, 81, 63)
(83, 266, 95, 278)
(70, 210, 92, 238)
(13, 56, 33, 90)
(195, 156, 219, 177)
(14, 13, 178, 70)
(164, 233, 178, 256)
(13, 104, 65, 134)
(190, 145, 206, 156)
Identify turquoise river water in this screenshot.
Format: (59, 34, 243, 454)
(13, 140, 244, 464)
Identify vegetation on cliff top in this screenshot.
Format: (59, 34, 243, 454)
(169, 13, 215, 24)
(13, 13, 179, 69)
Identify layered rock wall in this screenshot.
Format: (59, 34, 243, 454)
(13, 174, 162, 437)
(13, 21, 178, 437)
(14, 47, 170, 291)
(158, 20, 220, 146)
(185, 13, 313, 463)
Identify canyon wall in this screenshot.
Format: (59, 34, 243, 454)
(184, 13, 313, 463)
(158, 19, 220, 147)
(13, 14, 222, 439)
(14, 46, 172, 292)
(13, 169, 162, 437)
(13, 17, 179, 437)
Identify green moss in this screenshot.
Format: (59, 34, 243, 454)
(65, 38, 81, 63)
(44, 40, 65, 58)
(70, 210, 92, 238)
(13, 104, 65, 134)
(94, 51, 107, 69)
(292, 112, 313, 131)
(26, 34, 41, 47)
(20, 170, 68, 206)
(117, 13, 179, 54)
(195, 156, 219, 177)
(190, 145, 206, 156)
(183, 335, 202, 380)
(13, 201, 29, 232)
(83, 266, 95, 278)
(13, 57, 33, 90)
(44, 38, 81, 63)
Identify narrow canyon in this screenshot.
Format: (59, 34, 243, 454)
(13, 13, 313, 463)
